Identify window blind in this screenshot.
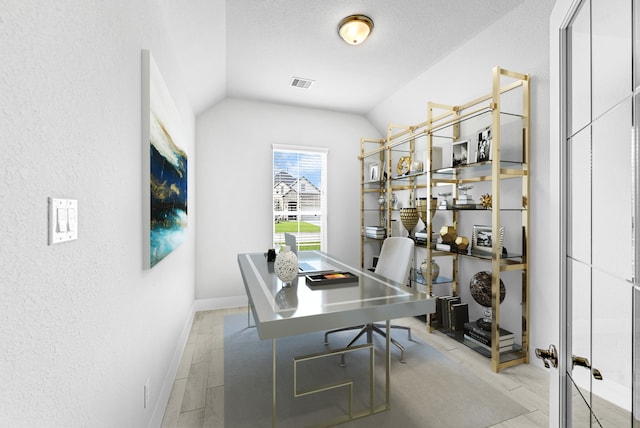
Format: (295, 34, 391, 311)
(272, 144, 327, 251)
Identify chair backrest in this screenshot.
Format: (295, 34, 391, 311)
(374, 237, 414, 285)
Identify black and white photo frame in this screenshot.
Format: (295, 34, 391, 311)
(471, 224, 504, 256)
(451, 139, 470, 167)
(476, 126, 492, 162)
(366, 161, 380, 182)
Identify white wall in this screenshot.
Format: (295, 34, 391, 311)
(0, 1, 212, 426)
(195, 98, 381, 301)
(368, 0, 557, 370)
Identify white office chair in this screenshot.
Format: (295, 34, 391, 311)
(324, 237, 414, 363)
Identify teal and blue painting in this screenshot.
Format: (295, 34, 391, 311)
(149, 118, 187, 267)
(147, 52, 188, 268)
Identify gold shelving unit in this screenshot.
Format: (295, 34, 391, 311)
(358, 66, 530, 373)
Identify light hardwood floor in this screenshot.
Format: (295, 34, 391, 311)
(160, 307, 550, 428)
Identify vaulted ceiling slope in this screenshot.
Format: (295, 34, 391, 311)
(167, 0, 527, 116)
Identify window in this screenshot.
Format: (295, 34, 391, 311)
(272, 144, 327, 252)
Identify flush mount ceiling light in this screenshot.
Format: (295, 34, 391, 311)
(338, 15, 374, 45)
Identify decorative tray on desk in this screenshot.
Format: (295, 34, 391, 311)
(305, 272, 359, 287)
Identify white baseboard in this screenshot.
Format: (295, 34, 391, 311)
(194, 295, 248, 312)
(149, 303, 196, 428)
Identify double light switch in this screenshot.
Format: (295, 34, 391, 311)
(48, 197, 78, 244)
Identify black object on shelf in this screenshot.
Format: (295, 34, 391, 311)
(450, 303, 469, 332)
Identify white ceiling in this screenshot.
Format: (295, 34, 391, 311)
(167, 0, 527, 116)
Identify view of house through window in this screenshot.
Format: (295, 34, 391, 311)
(272, 145, 327, 252)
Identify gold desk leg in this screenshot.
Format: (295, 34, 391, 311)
(292, 343, 377, 427)
(385, 319, 391, 408)
(289, 320, 394, 428)
(272, 338, 276, 428)
(247, 299, 255, 328)
(270, 320, 394, 427)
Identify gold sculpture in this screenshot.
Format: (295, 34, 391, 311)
(396, 156, 411, 175)
(455, 236, 469, 252)
(439, 225, 457, 243)
(480, 193, 492, 209)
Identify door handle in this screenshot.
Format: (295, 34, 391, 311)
(572, 355, 603, 380)
(535, 344, 558, 368)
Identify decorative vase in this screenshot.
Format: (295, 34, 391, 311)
(399, 207, 419, 239)
(274, 246, 298, 287)
(420, 259, 440, 282)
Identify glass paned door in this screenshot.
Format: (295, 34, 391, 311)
(562, 0, 635, 425)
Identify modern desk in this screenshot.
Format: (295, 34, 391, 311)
(237, 250, 436, 427)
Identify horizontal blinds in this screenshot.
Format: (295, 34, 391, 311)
(273, 146, 327, 251)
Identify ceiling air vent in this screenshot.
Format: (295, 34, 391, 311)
(290, 77, 314, 89)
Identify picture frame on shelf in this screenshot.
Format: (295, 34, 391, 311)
(451, 139, 470, 167)
(476, 126, 492, 162)
(471, 225, 504, 256)
(366, 161, 380, 182)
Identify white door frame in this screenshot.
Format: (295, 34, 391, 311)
(550, 0, 585, 426)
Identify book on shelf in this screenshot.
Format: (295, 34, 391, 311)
(435, 243, 452, 252)
(440, 296, 460, 329)
(464, 334, 513, 353)
(365, 226, 384, 231)
(365, 232, 385, 239)
(449, 303, 469, 332)
(463, 322, 514, 344)
(446, 297, 461, 329)
(464, 321, 514, 339)
(434, 295, 451, 327)
(464, 328, 514, 347)
(452, 203, 485, 210)
(364, 226, 386, 239)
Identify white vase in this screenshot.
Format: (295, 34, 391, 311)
(274, 246, 298, 286)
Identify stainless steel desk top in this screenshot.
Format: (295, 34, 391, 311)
(237, 251, 436, 340)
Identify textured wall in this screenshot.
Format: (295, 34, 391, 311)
(0, 1, 198, 426)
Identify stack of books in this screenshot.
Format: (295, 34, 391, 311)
(364, 226, 385, 239)
(453, 193, 482, 209)
(463, 322, 514, 353)
(434, 296, 469, 331)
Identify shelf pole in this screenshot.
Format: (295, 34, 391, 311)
(491, 66, 502, 373)
(360, 138, 365, 268)
(521, 72, 531, 363)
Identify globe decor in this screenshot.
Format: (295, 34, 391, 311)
(469, 271, 505, 331)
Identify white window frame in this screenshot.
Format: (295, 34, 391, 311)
(272, 144, 328, 252)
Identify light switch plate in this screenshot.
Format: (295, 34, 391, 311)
(48, 198, 78, 244)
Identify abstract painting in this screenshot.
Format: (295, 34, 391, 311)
(142, 50, 188, 268)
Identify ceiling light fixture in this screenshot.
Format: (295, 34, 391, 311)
(338, 15, 374, 45)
